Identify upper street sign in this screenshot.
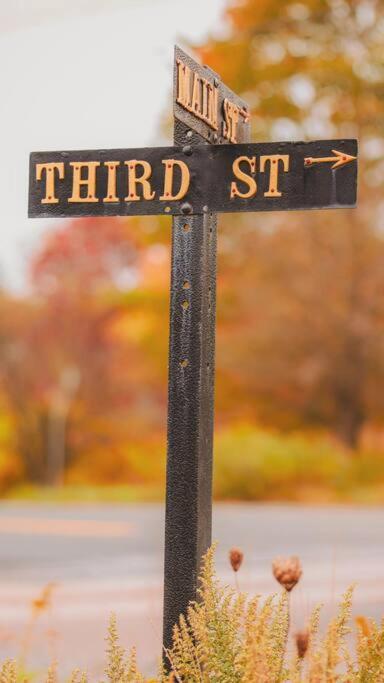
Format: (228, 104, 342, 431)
(29, 139, 357, 218)
(174, 45, 250, 144)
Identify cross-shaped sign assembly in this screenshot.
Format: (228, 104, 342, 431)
(28, 46, 358, 654)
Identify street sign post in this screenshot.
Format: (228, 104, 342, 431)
(163, 48, 251, 654)
(28, 45, 358, 659)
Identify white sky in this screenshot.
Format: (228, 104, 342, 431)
(0, 0, 228, 290)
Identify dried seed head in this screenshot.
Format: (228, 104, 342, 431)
(32, 582, 56, 615)
(229, 547, 244, 572)
(295, 629, 309, 659)
(272, 556, 302, 591)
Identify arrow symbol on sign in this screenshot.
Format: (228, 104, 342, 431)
(304, 149, 357, 169)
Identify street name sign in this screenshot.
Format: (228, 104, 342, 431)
(173, 45, 250, 144)
(29, 141, 357, 218)
(27, 44, 358, 661)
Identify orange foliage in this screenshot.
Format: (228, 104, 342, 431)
(1, 0, 384, 489)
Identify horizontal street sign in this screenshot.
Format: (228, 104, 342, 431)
(29, 139, 358, 218)
(174, 45, 250, 144)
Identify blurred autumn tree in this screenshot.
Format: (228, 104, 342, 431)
(196, 0, 384, 448)
(0, 218, 170, 485)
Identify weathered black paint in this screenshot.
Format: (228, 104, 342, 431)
(29, 139, 358, 218)
(173, 45, 250, 144)
(163, 204, 217, 653)
(162, 56, 252, 656)
(162, 122, 218, 653)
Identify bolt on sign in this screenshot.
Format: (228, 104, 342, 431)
(28, 46, 358, 658)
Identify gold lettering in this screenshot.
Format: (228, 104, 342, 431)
(211, 85, 218, 129)
(260, 155, 290, 197)
(191, 74, 202, 114)
(103, 161, 120, 203)
(125, 160, 155, 201)
(223, 98, 240, 144)
(160, 160, 190, 201)
(68, 162, 100, 203)
(176, 59, 218, 131)
(36, 162, 64, 204)
(201, 78, 209, 122)
(230, 156, 257, 199)
(176, 60, 191, 108)
(205, 83, 219, 130)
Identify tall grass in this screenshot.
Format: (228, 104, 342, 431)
(3, 547, 384, 681)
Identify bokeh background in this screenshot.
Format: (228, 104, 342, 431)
(0, 0, 384, 502)
(1, 0, 384, 676)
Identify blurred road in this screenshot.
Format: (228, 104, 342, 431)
(0, 502, 383, 676)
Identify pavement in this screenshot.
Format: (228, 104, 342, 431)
(0, 502, 383, 676)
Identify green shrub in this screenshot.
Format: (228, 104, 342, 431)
(214, 424, 384, 502)
(214, 425, 348, 500)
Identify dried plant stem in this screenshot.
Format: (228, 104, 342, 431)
(19, 612, 37, 668)
(2, 549, 384, 682)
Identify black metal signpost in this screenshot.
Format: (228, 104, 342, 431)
(28, 45, 358, 657)
(163, 47, 251, 654)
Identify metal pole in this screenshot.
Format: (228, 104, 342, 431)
(163, 120, 217, 653)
